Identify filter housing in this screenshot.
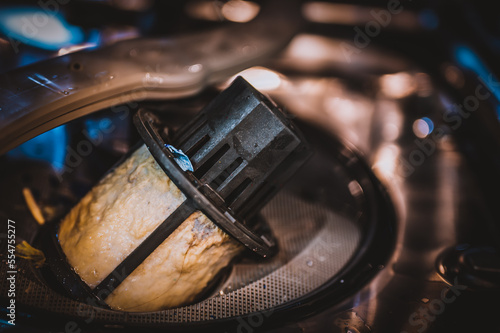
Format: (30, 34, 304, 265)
(172, 76, 311, 222)
(42, 76, 312, 306)
(133, 76, 312, 258)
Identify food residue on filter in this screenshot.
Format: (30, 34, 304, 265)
(58, 145, 243, 311)
(192, 217, 215, 240)
(16, 241, 46, 268)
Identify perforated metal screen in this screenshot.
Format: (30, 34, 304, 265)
(1, 190, 361, 326)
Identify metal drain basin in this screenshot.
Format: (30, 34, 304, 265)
(0, 114, 395, 331)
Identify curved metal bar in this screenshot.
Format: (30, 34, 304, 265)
(0, 0, 302, 155)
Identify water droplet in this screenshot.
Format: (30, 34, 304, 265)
(188, 64, 203, 73)
(306, 260, 313, 267)
(63, 91, 69, 95)
(340, 279, 344, 283)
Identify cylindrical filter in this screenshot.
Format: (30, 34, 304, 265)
(59, 144, 243, 311)
(56, 77, 311, 311)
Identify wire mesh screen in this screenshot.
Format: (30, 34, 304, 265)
(1, 190, 361, 326)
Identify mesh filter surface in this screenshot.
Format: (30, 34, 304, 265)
(0, 190, 361, 324)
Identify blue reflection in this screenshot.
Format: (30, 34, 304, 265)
(84, 119, 102, 142)
(454, 45, 488, 77)
(0, 7, 84, 50)
(7, 125, 67, 171)
(454, 45, 500, 118)
(19, 52, 47, 67)
(421, 117, 434, 133)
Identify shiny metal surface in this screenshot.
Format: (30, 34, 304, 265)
(0, 0, 300, 155)
(242, 31, 499, 332)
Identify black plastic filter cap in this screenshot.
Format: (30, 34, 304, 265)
(173, 76, 312, 223)
(49, 76, 312, 301)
